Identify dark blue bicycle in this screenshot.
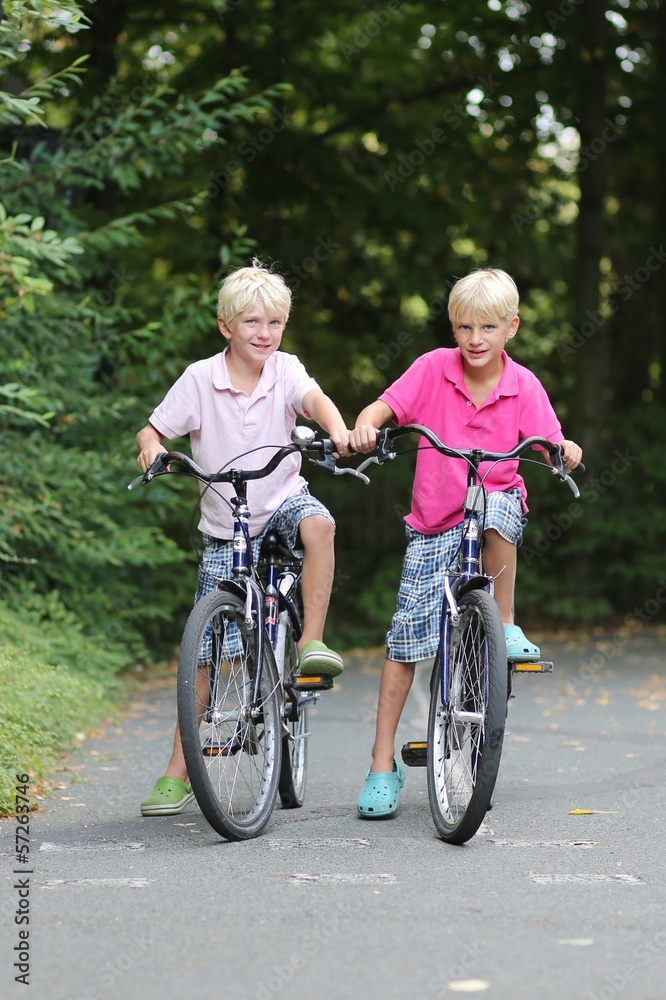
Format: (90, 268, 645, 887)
(129, 428, 366, 841)
(357, 423, 582, 844)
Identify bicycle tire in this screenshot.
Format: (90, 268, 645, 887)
(278, 610, 308, 808)
(177, 588, 282, 841)
(427, 588, 507, 845)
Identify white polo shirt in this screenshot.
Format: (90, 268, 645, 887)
(149, 349, 321, 539)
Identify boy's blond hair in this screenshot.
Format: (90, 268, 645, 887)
(217, 259, 292, 323)
(447, 268, 520, 324)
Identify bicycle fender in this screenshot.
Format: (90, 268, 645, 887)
(453, 575, 493, 600)
(278, 592, 303, 643)
(214, 579, 248, 602)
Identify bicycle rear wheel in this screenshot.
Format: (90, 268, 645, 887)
(178, 589, 282, 841)
(427, 588, 507, 844)
(278, 604, 308, 808)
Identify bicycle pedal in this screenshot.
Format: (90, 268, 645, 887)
(291, 675, 334, 692)
(401, 741, 428, 767)
(202, 740, 239, 757)
(510, 660, 554, 673)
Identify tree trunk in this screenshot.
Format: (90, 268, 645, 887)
(573, 0, 608, 455)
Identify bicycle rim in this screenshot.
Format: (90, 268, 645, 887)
(427, 588, 507, 844)
(178, 590, 282, 841)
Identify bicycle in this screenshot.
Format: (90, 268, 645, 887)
(128, 427, 367, 841)
(356, 424, 582, 845)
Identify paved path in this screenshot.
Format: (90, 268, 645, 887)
(2, 629, 665, 1000)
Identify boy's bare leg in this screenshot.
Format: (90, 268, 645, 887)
(163, 728, 188, 782)
(370, 658, 416, 773)
(297, 514, 335, 646)
(482, 528, 516, 625)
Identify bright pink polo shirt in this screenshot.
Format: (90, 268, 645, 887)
(380, 348, 563, 535)
(149, 349, 320, 539)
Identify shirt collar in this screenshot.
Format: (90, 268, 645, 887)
(444, 348, 519, 396)
(212, 349, 279, 394)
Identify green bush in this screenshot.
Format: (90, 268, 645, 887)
(0, 598, 134, 816)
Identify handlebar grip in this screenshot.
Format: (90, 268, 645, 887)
(144, 451, 170, 481)
(549, 444, 566, 474)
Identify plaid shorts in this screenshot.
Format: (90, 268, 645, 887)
(386, 489, 525, 664)
(194, 488, 334, 664)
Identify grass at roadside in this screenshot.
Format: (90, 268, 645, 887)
(0, 599, 135, 817)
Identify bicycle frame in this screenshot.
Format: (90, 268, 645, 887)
(128, 430, 368, 840)
(221, 473, 307, 712)
(355, 422, 582, 843)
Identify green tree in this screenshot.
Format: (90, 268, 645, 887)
(0, 0, 289, 659)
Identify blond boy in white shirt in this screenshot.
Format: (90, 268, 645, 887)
(136, 260, 350, 816)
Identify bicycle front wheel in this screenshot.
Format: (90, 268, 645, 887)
(427, 588, 507, 844)
(177, 589, 282, 841)
(278, 612, 308, 808)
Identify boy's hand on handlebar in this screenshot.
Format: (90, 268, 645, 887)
(328, 428, 353, 458)
(349, 424, 380, 454)
(137, 444, 168, 474)
(559, 439, 583, 472)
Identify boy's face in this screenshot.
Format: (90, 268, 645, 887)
(218, 297, 287, 366)
(451, 313, 519, 373)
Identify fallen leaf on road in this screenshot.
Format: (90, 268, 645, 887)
(569, 808, 620, 815)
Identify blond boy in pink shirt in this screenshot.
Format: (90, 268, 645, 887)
(136, 260, 350, 816)
(350, 268, 582, 818)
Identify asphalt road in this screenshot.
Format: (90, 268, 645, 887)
(2, 628, 665, 1000)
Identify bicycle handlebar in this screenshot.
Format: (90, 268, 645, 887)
(127, 428, 370, 491)
(355, 423, 583, 497)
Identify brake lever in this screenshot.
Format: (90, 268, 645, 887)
(550, 465, 581, 499)
(333, 466, 370, 484)
(127, 452, 170, 490)
(310, 439, 337, 474)
(355, 455, 382, 477)
(310, 441, 370, 484)
(375, 427, 395, 464)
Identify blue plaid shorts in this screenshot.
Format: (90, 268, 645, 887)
(194, 488, 334, 665)
(386, 489, 525, 664)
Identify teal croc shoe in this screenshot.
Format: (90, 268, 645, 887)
(140, 777, 194, 817)
(298, 640, 344, 677)
(357, 758, 405, 818)
(505, 624, 540, 661)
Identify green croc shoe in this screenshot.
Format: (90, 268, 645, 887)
(357, 758, 405, 818)
(140, 777, 194, 817)
(298, 640, 344, 677)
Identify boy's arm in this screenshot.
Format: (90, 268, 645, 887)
(350, 400, 396, 453)
(302, 389, 350, 455)
(136, 423, 167, 473)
